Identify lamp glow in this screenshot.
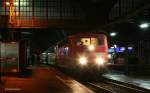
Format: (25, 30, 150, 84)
(6, 2, 10, 6)
(114, 44, 117, 48)
(140, 23, 149, 29)
(88, 45, 95, 51)
(110, 32, 117, 37)
(108, 54, 111, 59)
(96, 57, 104, 65)
(79, 57, 87, 65)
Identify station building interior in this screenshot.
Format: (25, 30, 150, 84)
(0, 0, 150, 75)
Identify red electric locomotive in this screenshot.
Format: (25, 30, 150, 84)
(55, 32, 108, 74)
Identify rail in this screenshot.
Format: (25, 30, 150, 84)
(86, 82, 114, 93)
(101, 77, 150, 93)
(86, 81, 148, 93)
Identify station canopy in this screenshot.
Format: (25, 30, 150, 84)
(0, 0, 116, 29)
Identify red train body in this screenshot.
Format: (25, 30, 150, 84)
(55, 33, 108, 73)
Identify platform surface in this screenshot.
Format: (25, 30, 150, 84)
(103, 72, 150, 90)
(0, 67, 94, 93)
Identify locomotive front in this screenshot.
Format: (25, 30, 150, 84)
(69, 33, 108, 69)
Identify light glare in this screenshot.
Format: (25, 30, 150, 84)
(128, 47, 133, 50)
(14, 2, 19, 6)
(140, 23, 149, 28)
(114, 44, 117, 48)
(6, 2, 10, 6)
(110, 32, 117, 37)
(88, 45, 95, 51)
(96, 57, 104, 65)
(110, 46, 114, 49)
(79, 57, 87, 65)
(108, 54, 111, 59)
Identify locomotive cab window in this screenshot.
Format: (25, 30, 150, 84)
(76, 37, 103, 46)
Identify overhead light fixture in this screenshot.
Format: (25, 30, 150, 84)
(110, 32, 117, 37)
(139, 23, 149, 29)
(113, 44, 117, 48)
(6, 2, 10, 6)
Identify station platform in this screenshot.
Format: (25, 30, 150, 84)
(102, 72, 150, 90)
(0, 67, 94, 93)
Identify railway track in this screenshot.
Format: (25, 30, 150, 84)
(84, 80, 149, 93)
(57, 68, 150, 93)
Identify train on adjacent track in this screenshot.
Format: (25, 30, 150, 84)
(53, 32, 109, 75)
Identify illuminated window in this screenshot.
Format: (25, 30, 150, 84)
(77, 38, 101, 46)
(0, 0, 85, 25)
(81, 38, 90, 46)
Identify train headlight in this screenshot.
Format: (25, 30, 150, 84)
(79, 57, 87, 65)
(88, 45, 95, 51)
(96, 57, 104, 65)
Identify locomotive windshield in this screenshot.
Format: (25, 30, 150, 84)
(76, 37, 104, 46)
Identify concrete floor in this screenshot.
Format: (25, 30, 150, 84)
(0, 67, 94, 93)
(103, 72, 150, 90)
